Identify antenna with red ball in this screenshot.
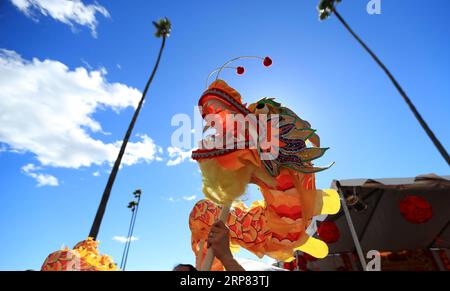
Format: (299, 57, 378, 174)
(205, 56, 272, 88)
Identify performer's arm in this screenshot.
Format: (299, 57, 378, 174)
(207, 221, 245, 271)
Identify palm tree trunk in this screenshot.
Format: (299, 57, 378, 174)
(332, 8, 450, 166)
(89, 36, 167, 239)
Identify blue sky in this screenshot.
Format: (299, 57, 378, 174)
(0, 0, 449, 270)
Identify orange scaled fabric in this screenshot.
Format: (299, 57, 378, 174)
(41, 238, 117, 271)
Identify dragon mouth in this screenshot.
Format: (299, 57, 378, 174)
(199, 88, 250, 118)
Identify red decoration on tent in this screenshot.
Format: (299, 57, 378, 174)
(438, 250, 450, 271)
(283, 259, 297, 271)
(399, 195, 432, 224)
(317, 221, 340, 244)
(341, 253, 353, 271)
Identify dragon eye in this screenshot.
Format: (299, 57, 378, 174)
(256, 103, 265, 109)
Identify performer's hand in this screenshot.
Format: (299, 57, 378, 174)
(207, 221, 232, 261)
(207, 221, 245, 271)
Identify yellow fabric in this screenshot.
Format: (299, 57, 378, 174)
(294, 236, 329, 259)
(199, 149, 260, 205)
(316, 189, 340, 216)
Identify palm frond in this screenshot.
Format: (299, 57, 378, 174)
(317, 0, 341, 20)
(153, 17, 172, 38)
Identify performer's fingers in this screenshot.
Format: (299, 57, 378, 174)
(210, 226, 221, 233)
(207, 236, 219, 248)
(215, 220, 226, 228)
(208, 231, 219, 240)
(212, 221, 229, 233)
(212, 221, 225, 229)
(211, 238, 220, 245)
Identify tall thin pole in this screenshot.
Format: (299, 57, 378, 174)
(120, 206, 136, 270)
(200, 206, 231, 271)
(122, 195, 141, 271)
(88, 35, 167, 240)
(336, 182, 367, 270)
(332, 8, 450, 166)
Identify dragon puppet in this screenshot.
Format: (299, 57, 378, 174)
(189, 57, 341, 270)
(41, 238, 116, 271)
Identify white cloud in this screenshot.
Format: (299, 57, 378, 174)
(183, 195, 196, 201)
(10, 0, 110, 37)
(166, 146, 193, 166)
(92, 171, 100, 177)
(112, 236, 138, 243)
(0, 49, 163, 170)
(21, 163, 59, 187)
(165, 195, 197, 203)
(121, 134, 163, 167)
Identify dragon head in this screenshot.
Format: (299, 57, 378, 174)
(198, 79, 250, 118)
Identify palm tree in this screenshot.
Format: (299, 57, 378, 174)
(89, 18, 172, 240)
(318, 0, 449, 165)
(120, 189, 142, 270)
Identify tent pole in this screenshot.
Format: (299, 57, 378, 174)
(337, 182, 367, 270)
(430, 249, 446, 271)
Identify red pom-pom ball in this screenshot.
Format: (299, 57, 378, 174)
(236, 66, 245, 75)
(263, 56, 272, 67)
